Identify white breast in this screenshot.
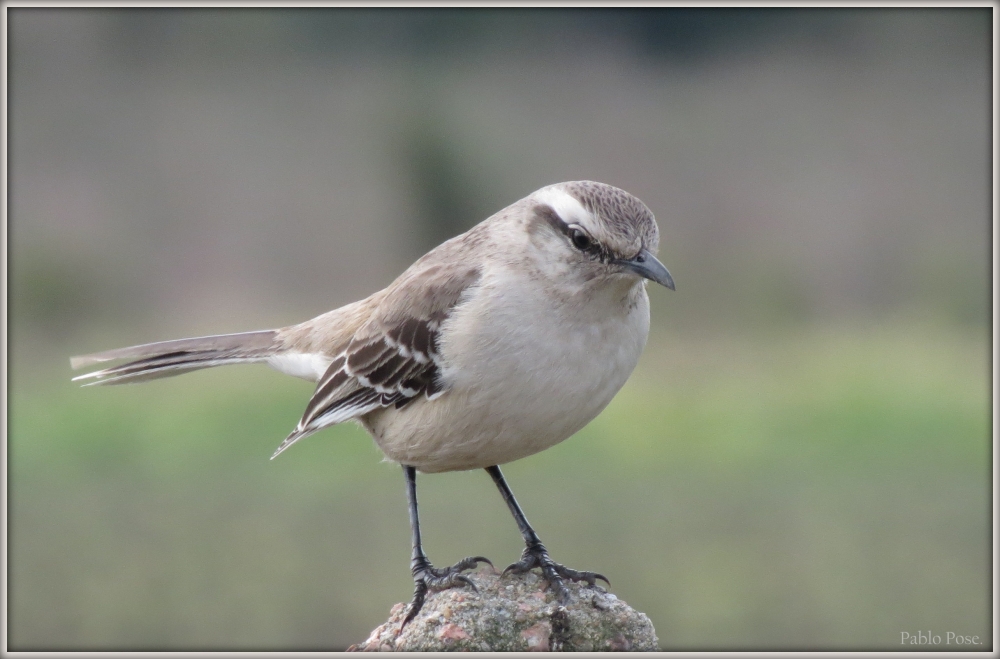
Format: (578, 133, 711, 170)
(366, 264, 650, 473)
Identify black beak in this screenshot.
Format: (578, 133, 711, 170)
(616, 248, 675, 290)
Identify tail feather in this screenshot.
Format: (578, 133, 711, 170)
(71, 330, 280, 386)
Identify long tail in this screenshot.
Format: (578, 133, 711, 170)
(70, 330, 280, 386)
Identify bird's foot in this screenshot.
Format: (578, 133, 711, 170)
(399, 555, 492, 631)
(502, 543, 609, 603)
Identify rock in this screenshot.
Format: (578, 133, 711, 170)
(347, 567, 659, 651)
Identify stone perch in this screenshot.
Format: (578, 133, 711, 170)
(348, 568, 659, 651)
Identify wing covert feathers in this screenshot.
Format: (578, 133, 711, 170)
(270, 263, 481, 459)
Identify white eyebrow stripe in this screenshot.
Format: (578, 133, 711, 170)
(534, 187, 595, 230)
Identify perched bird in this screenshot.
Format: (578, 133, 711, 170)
(71, 180, 674, 627)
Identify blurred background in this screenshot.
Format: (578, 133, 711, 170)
(7, 7, 991, 651)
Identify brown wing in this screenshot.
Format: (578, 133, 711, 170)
(270, 262, 481, 459)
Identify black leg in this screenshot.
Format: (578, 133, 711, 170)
(486, 465, 609, 603)
(399, 465, 492, 631)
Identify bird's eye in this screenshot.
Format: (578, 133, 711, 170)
(570, 228, 592, 251)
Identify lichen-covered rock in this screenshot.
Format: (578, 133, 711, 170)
(348, 567, 658, 651)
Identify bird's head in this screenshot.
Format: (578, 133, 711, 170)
(524, 181, 674, 292)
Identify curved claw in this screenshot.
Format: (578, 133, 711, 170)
(501, 547, 540, 578)
(452, 555, 493, 572)
(399, 582, 428, 633)
(399, 556, 491, 633)
(501, 555, 535, 579)
(452, 573, 477, 593)
(553, 564, 611, 588)
(500, 545, 609, 600)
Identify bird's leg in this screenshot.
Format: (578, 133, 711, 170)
(399, 465, 492, 631)
(486, 465, 609, 603)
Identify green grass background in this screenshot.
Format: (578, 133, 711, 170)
(8, 319, 990, 650)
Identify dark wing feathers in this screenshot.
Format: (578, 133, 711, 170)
(297, 355, 349, 423)
(387, 316, 438, 363)
(346, 339, 392, 373)
(270, 265, 481, 459)
(364, 349, 412, 389)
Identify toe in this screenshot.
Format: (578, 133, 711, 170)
(399, 582, 429, 632)
(560, 566, 610, 587)
(454, 555, 493, 571)
(453, 573, 477, 592)
(501, 556, 536, 578)
(543, 572, 571, 603)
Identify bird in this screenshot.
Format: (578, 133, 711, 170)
(70, 180, 675, 628)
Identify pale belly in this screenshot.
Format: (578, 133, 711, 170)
(363, 281, 650, 472)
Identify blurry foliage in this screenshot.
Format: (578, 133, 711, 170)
(8, 324, 988, 650)
(12, 253, 93, 334)
(396, 115, 496, 259)
(7, 7, 990, 344)
(9, 247, 132, 345)
(102, 8, 989, 65)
